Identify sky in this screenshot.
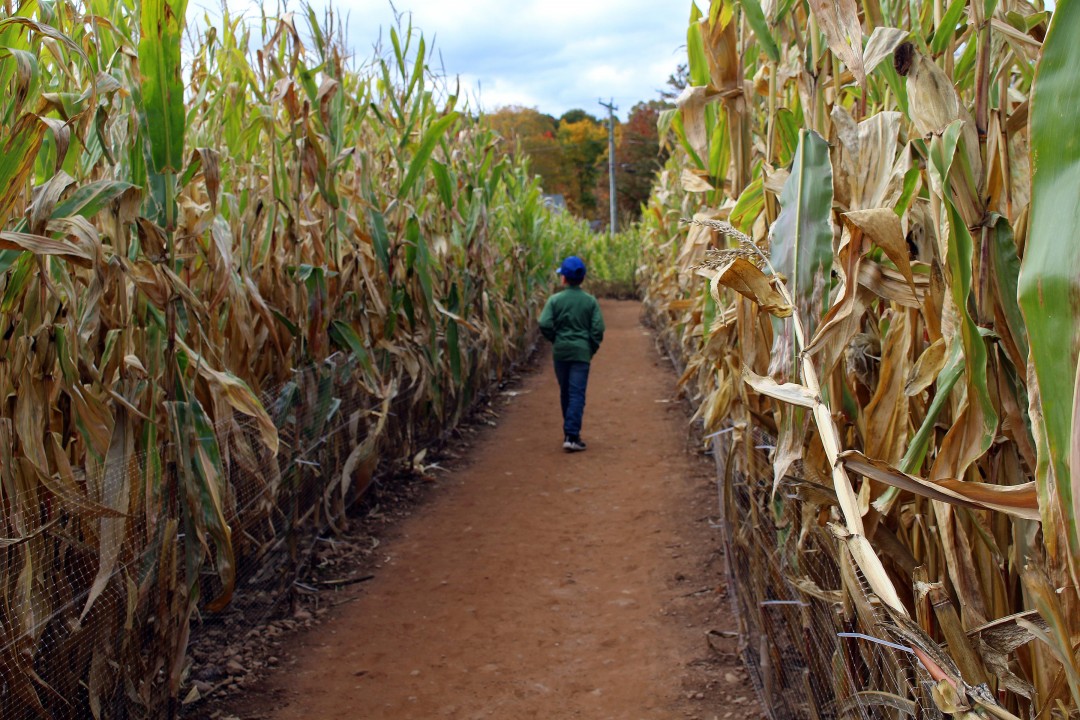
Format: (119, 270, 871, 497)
(187, 1, 1057, 122)
(269, 1, 690, 121)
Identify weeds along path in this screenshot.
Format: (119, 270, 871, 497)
(233, 300, 757, 719)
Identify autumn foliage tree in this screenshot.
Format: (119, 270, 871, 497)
(484, 107, 607, 220)
(557, 112, 608, 216)
(486, 102, 667, 226)
(595, 101, 669, 225)
(485, 106, 570, 195)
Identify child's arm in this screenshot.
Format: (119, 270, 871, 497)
(539, 296, 557, 342)
(589, 300, 605, 354)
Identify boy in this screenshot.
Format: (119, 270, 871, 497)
(538, 256, 605, 452)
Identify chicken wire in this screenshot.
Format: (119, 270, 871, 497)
(711, 425, 942, 720)
(0, 341, 524, 719)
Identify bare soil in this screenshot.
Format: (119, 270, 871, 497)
(206, 300, 761, 720)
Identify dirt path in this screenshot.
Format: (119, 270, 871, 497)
(224, 300, 759, 720)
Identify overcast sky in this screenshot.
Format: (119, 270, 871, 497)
(309, 1, 689, 121)
(189, 2, 1058, 120)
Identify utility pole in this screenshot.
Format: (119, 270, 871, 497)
(599, 98, 617, 235)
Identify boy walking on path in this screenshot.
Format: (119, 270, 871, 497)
(539, 256, 605, 452)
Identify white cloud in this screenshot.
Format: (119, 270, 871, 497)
(458, 73, 544, 110)
(185, 0, 688, 119)
(323, 0, 688, 119)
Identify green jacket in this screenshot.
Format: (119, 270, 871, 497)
(538, 286, 605, 363)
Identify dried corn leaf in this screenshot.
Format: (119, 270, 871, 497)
(698, 256, 793, 317)
(742, 367, 816, 408)
(862, 311, 911, 467)
(863, 27, 909, 74)
(0, 230, 95, 266)
(906, 338, 946, 396)
(808, 0, 867, 89)
(676, 85, 710, 162)
(1020, 567, 1080, 710)
(840, 450, 1040, 519)
(681, 168, 715, 192)
(842, 208, 915, 292)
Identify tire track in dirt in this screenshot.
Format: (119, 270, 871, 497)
(224, 300, 760, 720)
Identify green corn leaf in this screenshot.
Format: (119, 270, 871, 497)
(0, 15, 91, 70)
(390, 26, 406, 81)
(739, 0, 781, 63)
(773, 108, 800, 167)
(329, 320, 376, 377)
(0, 114, 46, 222)
(686, 9, 711, 86)
(930, 0, 967, 55)
(271, 308, 300, 339)
(52, 179, 136, 219)
(138, 0, 188, 174)
(987, 214, 1028, 366)
(0, 47, 39, 118)
(171, 397, 234, 612)
(1, 252, 35, 312)
(1020, 0, 1080, 582)
(708, 110, 730, 185)
(431, 160, 454, 209)
(368, 206, 391, 274)
(408, 35, 426, 97)
(896, 345, 965, 476)
(893, 164, 921, 216)
(730, 175, 764, 233)
(446, 283, 462, 385)
(399, 111, 459, 199)
(927, 121, 998, 478)
(770, 129, 834, 337)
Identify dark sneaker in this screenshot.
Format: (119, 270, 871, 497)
(565, 435, 587, 452)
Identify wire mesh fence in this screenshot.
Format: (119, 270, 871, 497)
(711, 424, 943, 720)
(0, 331, 536, 719)
(643, 301, 954, 720)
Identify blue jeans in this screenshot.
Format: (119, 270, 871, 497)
(553, 360, 590, 437)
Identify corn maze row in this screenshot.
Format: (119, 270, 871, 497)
(0, 1, 631, 716)
(4, 0, 1080, 718)
(640, 1, 1079, 718)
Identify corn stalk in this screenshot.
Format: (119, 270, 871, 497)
(640, 0, 1077, 716)
(0, 3, 571, 716)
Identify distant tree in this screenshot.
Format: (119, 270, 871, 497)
(594, 101, 667, 225)
(485, 106, 570, 198)
(558, 117, 608, 217)
(487, 105, 558, 138)
(560, 108, 599, 125)
(618, 101, 668, 217)
(485, 106, 640, 222)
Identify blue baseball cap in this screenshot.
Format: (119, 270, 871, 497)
(556, 255, 587, 282)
